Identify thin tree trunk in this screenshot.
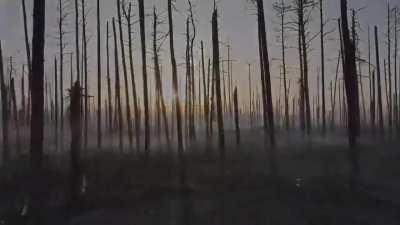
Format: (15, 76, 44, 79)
(320, 0, 326, 135)
(106, 22, 113, 133)
(112, 18, 123, 152)
(70, 81, 82, 208)
(123, 3, 140, 153)
(117, 0, 133, 151)
(138, 0, 150, 158)
(74, 0, 80, 85)
(0, 43, 9, 162)
(54, 58, 59, 151)
(201, 41, 209, 138)
(153, 7, 171, 149)
(233, 87, 240, 148)
(375, 26, 384, 135)
(22, 0, 32, 125)
(96, 0, 102, 149)
(212, 6, 225, 160)
(10, 78, 21, 155)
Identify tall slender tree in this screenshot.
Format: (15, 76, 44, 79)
(375, 26, 384, 135)
(138, 0, 150, 158)
(0, 43, 9, 162)
(97, 0, 102, 149)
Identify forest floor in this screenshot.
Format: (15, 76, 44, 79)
(0, 129, 400, 225)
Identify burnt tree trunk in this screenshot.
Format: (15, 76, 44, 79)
(375, 26, 384, 135)
(22, 0, 32, 124)
(123, 2, 140, 153)
(0, 43, 9, 162)
(212, 6, 225, 161)
(138, 0, 150, 158)
(70, 81, 82, 208)
(233, 87, 240, 148)
(117, 0, 133, 151)
(106, 22, 113, 133)
(340, 0, 360, 188)
(153, 7, 171, 149)
(96, 0, 102, 149)
(112, 18, 123, 152)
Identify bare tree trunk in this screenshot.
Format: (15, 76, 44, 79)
(201, 41, 209, 138)
(81, 0, 89, 151)
(112, 18, 123, 153)
(11, 79, 21, 156)
(58, 0, 65, 152)
(117, 0, 133, 151)
(257, 0, 277, 175)
(320, 0, 326, 135)
(212, 6, 225, 160)
(70, 81, 82, 208)
(138, 0, 150, 159)
(387, 3, 393, 133)
(106, 22, 113, 134)
(153, 7, 171, 149)
(123, 2, 140, 153)
(0, 43, 9, 163)
(22, 0, 32, 125)
(30, 0, 45, 171)
(54, 58, 59, 151)
(74, 0, 80, 85)
(21, 65, 26, 125)
(375, 26, 384, 135)
(394, 8, 398, 131)
(368, 26, 375, 133)
(168, 0, 185, 186)
(96, 0, 102, 149)
(341, 0, 360, 188)
(233, 87, 240, 148)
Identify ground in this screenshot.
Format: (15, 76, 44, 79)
(0, 129, 399, 225)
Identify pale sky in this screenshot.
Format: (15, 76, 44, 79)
(0, 0, 393, 109)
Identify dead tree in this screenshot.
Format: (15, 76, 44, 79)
(168, 0, 184, 185)
(375, 26, 384, 135)
(10, 78, 21, 156)
(188, 0, 197, 140)
(74, 0, 80, 84)
(394, 7, 398, 130)
(117, 0, 133, 151)
(82, 0, 89, 151)
(97, 0, 102, 149)
(138, 0, 150, 158)
(212, 5, 225, 160)
(340, 0, 360, 187)
(69, 81, 82, 208)
(123, 2, 140, 152)
(0, 43, 9, 162)
(106, 22, 113, 133)
(201, 41, 209, 138)
(30, 0, 45, 171)
(112, 18, 123, 152)
(54, 57, 59, 151)
(233, 87, 240, 148)
(319, 0, 326, 135)
(22, 0, 32, 124)
(58, 0, 68, 149)
(387, 3, 393, 132)
(152, 7, 171, 149)
(273, 0, 290, 131)
(21, 65, 26, 125)
(368, 26, 376, 133)
(255, 0, 277, 176)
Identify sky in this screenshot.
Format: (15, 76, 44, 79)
(0, 0, 393, 110)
